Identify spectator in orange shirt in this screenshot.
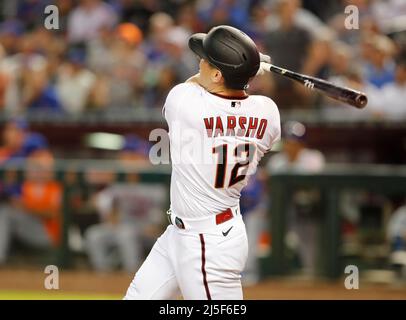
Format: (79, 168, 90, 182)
(0, 134, 62, 264)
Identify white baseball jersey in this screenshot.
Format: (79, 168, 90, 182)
(164, 82, 281, 219)
(125, 82, 281, 300)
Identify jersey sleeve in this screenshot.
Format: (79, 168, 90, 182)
(263, 97, 281, 151)
(162, 83, 197, 123)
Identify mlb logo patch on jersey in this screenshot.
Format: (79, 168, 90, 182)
(231, 101, 241, 108)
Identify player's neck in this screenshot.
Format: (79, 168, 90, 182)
(208, 85, 248, 98)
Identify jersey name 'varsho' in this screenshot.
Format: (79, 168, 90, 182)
(163, 83, 281, 220)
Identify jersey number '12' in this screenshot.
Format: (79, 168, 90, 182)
(213, 143, 256, 188)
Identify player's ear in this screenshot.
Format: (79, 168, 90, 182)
(211, 69, 223, 84)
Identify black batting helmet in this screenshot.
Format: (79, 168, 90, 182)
(188, 25, 260, 90)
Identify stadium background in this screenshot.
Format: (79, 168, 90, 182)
(0, 0, 406, 299)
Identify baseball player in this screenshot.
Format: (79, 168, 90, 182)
(124, 25, 281, 300)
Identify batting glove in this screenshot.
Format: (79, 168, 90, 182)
(260, 53, 271, 63)
(256, 53, 271, 76)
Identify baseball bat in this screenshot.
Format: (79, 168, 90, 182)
(262, 62, 368, 109)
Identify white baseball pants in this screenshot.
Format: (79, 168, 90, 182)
(124, 215, 248, 300)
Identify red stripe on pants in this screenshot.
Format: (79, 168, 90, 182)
(199, 234, 211, 300)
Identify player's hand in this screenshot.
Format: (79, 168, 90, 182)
(256, 62, 271, 76)
(256, 53, 271, 76)
(260, 53, 271, 64)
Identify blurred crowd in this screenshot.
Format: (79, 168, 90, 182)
(0, 0, 405, 119)
(0, 119, 61, 264)
(0, 118, 167, 272)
